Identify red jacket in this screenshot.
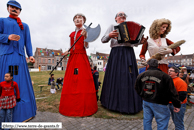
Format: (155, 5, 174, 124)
(0, 81, 20, 99)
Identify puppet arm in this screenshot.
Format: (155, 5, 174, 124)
(166, 38, 180, 56)
(139, 41, 148, 60)
(0, 19, 10, 44)
(101, 25, 114, 43)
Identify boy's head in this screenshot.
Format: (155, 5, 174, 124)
(93, 66, 97, 70)
(51, 74, 54, 78)
(5, 73, 13, 82)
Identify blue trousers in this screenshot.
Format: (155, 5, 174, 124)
(169, 103, 186, 130)
(143, 101, 170, 130)
(0, 108, 13, 130)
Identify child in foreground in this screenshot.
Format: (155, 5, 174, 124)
(0, 73, 20, 128)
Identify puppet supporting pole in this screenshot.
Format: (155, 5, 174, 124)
(49, 23, 93, 75)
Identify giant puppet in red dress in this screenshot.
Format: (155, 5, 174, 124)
(59, 13, 98, 117)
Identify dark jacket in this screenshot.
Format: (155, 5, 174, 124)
(56, 78, 63, 84)
(48, 78, 54, 85)
(92, 70, 99, 90)
(135, 67, 181, 108)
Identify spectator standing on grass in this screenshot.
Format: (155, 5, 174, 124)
(92, 66, 99, 101)
(48, 74, 56, 94)
(168, 66, 187, 130)
(135, 59, 181, 130)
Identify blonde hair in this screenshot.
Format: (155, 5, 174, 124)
(149, 18, 171, 39)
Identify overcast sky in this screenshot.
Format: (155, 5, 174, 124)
(1, 0, 194, 59)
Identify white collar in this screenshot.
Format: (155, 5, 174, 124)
(75, 27, 84, 32)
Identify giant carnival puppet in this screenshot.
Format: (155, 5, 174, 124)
(0, 0, 36, 122)
(100, 11, 148, 113)
(59, 13, 98, 117)
(139, 18, 181, 74)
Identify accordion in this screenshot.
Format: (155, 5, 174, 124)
(114, 21, 145, 44)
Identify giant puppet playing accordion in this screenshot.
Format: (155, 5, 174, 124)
(100, 21, 146, 114)
(114, 21, 145, 44)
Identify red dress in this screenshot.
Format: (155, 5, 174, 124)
(59, 30, 98, 117)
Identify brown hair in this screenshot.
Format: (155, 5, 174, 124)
(170, 66, 179, 76)
(149, 18, 171, 39)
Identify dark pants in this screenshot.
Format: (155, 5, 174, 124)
(56, 83, 63, 89)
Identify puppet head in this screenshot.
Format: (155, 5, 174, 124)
(7, 0, 21, 17)
(115, 11, 127, 23)
(73, 13, 86, 28)
(149, 18, 171, 39)
(7, 0, 22, 10)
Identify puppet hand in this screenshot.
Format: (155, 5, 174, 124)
(158, 46, 172, 55)
(140, 57, 147, 66)
(109, 30, 119, 39)
(8, 34, 20, 41)
(140, 57, 146, 62)
(81, 29, 87, 37)
(29, 56, 35, 63)
(16, 98, 21, 102)
(63, 51, 70, 56)
(140, 35, 148, 44)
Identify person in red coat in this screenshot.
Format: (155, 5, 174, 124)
(0, 73, 20, 128)
(59, 13, 98, 117)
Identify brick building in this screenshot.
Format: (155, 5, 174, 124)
(165, 54, 194, 67)
(34, 48, 69, 71)
(90, 52, 109, 71)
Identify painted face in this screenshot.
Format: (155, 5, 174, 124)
(74, 15, 84, 27)
(159, 24, 168, 35)
(115, 11, 127, 24)
(168, 68, 178, 78)
(4, 73, 13, 82)
(7, 5, 21, 17)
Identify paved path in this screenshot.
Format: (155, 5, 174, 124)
(26, 105, 194, 130)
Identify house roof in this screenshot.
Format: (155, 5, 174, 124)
(96, 52, 109, 60)
(166, 54, 194, 60)
(35, 47, 64, 57)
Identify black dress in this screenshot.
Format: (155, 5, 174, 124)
(100, 24, 142, 113)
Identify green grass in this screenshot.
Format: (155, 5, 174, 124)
(30, 71, 194, 120)
(30, 71, 143, 120)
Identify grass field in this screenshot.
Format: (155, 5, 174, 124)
(30, 71, 143, 120)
